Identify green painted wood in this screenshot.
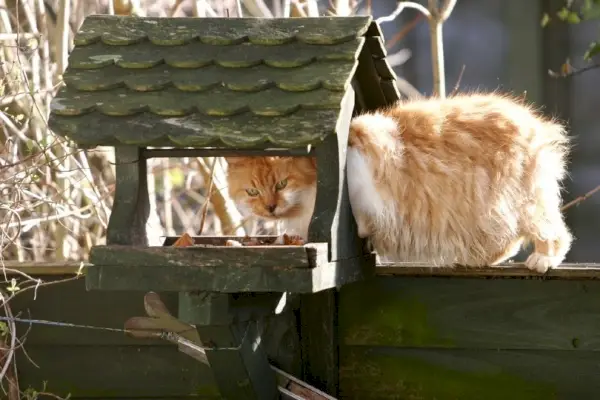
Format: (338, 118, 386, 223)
(72, 15, 372, 47)
(69, 39, 365, 70)
(52, 84, 350, 116)
(107, 146, 149, 246)
(339, 346, 600, 400)
(90, 243, 326, 269)
(86, 253, 373, 293)
(380, 79, 402, 103)
(373, 58, 397, 81)
(49, 109, 340, 148)
(48, 15, 374, 149)
(9, 277, 175, 346)
(17, 345, 220, 398)
(300, 289, 339, 396)
(178, 292, 282, 325)
(354, 45, 387, 111)
(365, 36, 387, 59)
(340, 276, 600, 350)
(307, 86, 365, 263)
(178, 293, 278, 400)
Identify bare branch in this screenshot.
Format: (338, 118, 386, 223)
(376, 1, 431, 25)
(549, 62, 600, 79)
(439, 0, 457, 21)
(198, 157, 217, 235)
(55, 0, 70, 76)
(242, 0, 275, 17)
(562, 184, 600, 211)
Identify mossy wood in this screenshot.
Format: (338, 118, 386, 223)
(87, 236, 375, 293)
(48, 15, 397, 149)
(338, 275, 600, 399)
(13, 270, 600, 399)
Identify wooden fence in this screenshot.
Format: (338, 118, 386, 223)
(7, 262, 600, 399)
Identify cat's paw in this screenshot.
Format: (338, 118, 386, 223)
(525, 252, 563, 274)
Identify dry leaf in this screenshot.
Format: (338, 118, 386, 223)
(283, 233, 305, 245)
(173, 233, 194, 247)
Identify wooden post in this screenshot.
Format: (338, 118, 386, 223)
(178, 292, 279, 400)
(301, 86, 365, 397)
(106, 146, 149, 246)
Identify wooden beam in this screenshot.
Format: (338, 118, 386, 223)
(4, 261, 600, 279)
(0, 261, 89, 276)
(376, 262, 600, 279)
(142, 147, 315, 159)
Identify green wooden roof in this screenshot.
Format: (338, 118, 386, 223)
(48, 15, 385, 149)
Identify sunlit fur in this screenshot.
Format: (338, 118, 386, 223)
(225, 92, 573, 273)
(225, 156, 317, 237)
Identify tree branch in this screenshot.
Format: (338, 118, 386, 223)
(376, 1, 431, 24)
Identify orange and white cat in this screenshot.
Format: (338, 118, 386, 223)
(226, 93, 573, 273)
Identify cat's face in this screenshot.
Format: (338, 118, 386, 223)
(225, 156, 317, 220)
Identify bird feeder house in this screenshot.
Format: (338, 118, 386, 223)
(49, 14, 400, 399)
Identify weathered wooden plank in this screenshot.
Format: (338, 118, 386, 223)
(340, 346, 600, 400)
(87, 250, 373, 293)
(107, 146, 149, 246)
(5, 261, 600, 278)
(379, 79, 401, 104)
(162, 235, 283, 246)
(16, 345, 220, 398)
(143, 147, 316, 159)
(90, 243, 326, 269)
(0, 261, 88, 275)
(365, 36, 387, 59)
(308, 85, 364, 264)
(300, 289, 339, 397)
(376, 262, 600, 279)
(354, 45, 386, 110)
(340, 276, 600, 350)
(9, 278, 176, 346)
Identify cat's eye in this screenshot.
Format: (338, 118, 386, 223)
(275, 179, 288, 191)
(246, 188, 260, 197)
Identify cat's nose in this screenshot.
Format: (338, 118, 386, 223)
(266, 204, 276, 213)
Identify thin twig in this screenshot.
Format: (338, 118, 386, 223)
(450, 64, 466, 96)
(549, 63, 600, 79)
(562, 184, 600, 211)
(198, 157, 218, 235)
(385, 13, 425, 49)
(377, 1, 431, 24)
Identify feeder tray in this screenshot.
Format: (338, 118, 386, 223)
(86, 235, 375, 293)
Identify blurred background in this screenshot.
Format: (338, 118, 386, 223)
(1, 0, 599, 263)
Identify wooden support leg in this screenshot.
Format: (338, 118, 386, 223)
(300, 288, 339, 396)
(106, 146, 149, 246)
(179, 292, 279, 400)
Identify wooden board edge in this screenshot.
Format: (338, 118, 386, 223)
(376, 263, 600, 279)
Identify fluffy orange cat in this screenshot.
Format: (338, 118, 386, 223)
(226, 93, 572, 273)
